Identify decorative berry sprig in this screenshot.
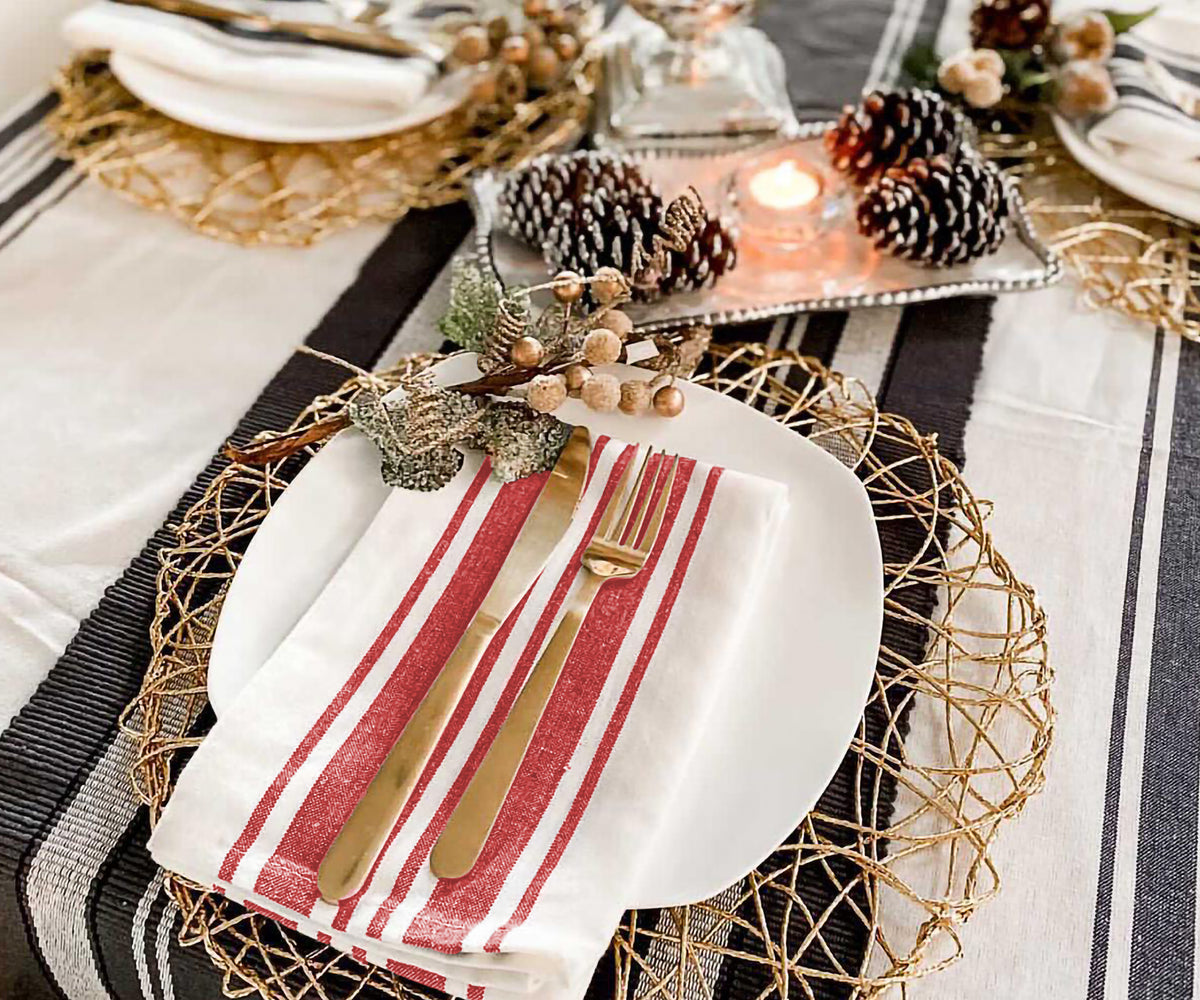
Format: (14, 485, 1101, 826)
(899, 2, 1155, 123)
(227, 261, 697, 493)
(449, 0, 592, 103)
(443, 262, 689, 418)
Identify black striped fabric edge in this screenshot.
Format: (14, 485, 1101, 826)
(1128, 334, 1200, 1000)
(0, 203, 472, 1000)
(1086, 328, 1165, 1000)
(798, 312, 847, 368)
(0, 89, 76, 254)
(0, 92, 58, 151)
(0, 164, 80, 252)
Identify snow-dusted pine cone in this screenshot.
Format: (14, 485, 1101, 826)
(501, 150, 737, 299)
(825, 88, 962, 186)
(498, 150, 661, 264)
(970, 0, 1052, 50)
(856, 155, 1011, 267)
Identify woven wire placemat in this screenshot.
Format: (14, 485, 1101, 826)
(46, 55, 596, 247)
(979, 119, 1199, 342)
(121, 344, 1053, 999)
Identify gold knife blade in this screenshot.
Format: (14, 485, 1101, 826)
(116, 0, 447, 62)
(316, 426, 592, 903)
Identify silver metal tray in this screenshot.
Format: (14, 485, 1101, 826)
(470, 128, 1064, 334)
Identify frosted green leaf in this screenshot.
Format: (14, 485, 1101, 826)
(349, 387, 469, 492)
(472, 403, 573, 483)
(438, 257, 501, 352)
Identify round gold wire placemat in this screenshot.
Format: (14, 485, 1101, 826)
(46, 55, 595, 247)
(121, 343, 1053, 1000)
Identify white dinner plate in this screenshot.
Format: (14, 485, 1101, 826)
(1053, 113, 1200, 225)
(110, 50, 475, 143)
(207, 356, 884, 907)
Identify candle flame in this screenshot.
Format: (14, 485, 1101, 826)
(747, 159, 821, 211)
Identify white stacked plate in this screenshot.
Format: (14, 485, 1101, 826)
(206, 355, 885, 908)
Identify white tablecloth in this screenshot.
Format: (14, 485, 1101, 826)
(1, 2, 1197, 1000)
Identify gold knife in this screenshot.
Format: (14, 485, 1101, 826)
(430, 452, 678, 880)
(115, 0, 448, 62)
(317, 427, 592, 903)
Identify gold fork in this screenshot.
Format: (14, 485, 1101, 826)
(429, 449, 680, 879)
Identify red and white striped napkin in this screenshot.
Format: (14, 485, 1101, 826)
(150, 436, 789, 1000)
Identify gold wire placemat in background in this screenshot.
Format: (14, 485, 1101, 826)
(979, 122, 1199, 342)
(121, 344, 1053, 1000)
(46, 54, 596, 247)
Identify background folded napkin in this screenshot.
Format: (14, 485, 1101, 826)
(1087, 8, 1200, 190)
(64, 1, 436, 108)
(150, 436, 789, 1000)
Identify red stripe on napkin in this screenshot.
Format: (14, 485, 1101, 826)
(329, 588, 534, 932)
(218, 461, 492, 883)
(363, 443, 636, 939)
(486, 466, 722, 951)
(254, 471, 550, 912)
(401, 456, 694, 954)
(330, 437, 617, 931)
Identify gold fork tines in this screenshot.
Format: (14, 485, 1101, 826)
(589, 451, 676, 573)
(430, 448, 680, 880)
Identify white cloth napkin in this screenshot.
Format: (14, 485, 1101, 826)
(1087, 9, 1200, 190)
(63, 1, 436, 109)
(149, 436, 789, 1000)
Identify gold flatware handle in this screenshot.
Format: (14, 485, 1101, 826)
(317, 622, 494, 903)
(430, 576, 602, 880)
(118, 0, 446, 61)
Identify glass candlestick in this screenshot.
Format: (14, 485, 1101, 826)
(601, 0, 795, 142)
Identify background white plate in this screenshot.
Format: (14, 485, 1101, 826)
(208, 357, 884, 907)
(1053, 113, 1200, 225)
(110, 50, 473, 143)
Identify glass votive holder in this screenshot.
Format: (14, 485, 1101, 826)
(725, 146, 851, 256)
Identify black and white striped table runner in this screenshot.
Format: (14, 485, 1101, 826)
(4, 1, 1197, 999)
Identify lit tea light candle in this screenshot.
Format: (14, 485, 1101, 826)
(725, 146, 847, 262)
(746, 158, 821, 211)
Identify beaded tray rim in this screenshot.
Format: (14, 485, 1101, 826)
(469, 124, 1065, 333)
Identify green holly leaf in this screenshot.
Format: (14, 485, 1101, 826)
(998, 48, 1053, 101)
(1103, 7, 1157, 35)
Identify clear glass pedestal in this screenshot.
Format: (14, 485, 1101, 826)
(597, 5, 797, 146)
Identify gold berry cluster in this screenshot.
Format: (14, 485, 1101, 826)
(451, 0, 589, 98)
(513, 268, 687, 420)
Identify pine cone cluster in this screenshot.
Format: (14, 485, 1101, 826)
(970, 0, 1051, 50)
(856, 155, 1010, 267)
(500, 151, 660, 255)
(825, 89, 961, 186)
(498, 150, 736, 299)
